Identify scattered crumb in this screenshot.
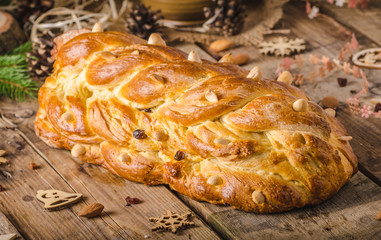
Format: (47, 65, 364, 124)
(29, 162, 38, 170)
(337, 77, 347, 87)
(376, 211, 381, 221)
(125, 196, 142, 206)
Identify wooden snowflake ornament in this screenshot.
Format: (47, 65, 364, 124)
(259, 37, 306, 56)
(149, 210, 195, 233)
(352, 48, 381, 69)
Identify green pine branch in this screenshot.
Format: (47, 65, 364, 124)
(0, 42, 38, 101)
(8, 41, 33, 55)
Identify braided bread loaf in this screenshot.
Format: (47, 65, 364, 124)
(35, 28, 357, 213)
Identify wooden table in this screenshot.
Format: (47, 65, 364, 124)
(0, 2, 380, 239)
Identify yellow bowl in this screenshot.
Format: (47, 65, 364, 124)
(141, 0, 214, 21)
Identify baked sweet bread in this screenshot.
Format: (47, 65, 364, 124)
(35, 27, 357, 213)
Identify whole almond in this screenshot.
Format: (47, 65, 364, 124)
(79, 203, 104, 218)
(321, 96, 339, 109)
(209, 39, 234, 52)
(232, 54, 250, 65)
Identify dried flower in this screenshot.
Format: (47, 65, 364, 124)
(348, 0, 359, 8)
(280, 57, 295, 71)
(125, 196, 142, 206)
(347, 98, 360, 115)
(343, 62, 351, 75)
(352, 66, 360, 78)
(309, 54, 320, 65)
(361, 105, 373, 118)
(295, 55, 305, 67)
(318, 66, 326, 78)
(351, 34, 359, 51)
(308, 71, 317, 83)
(293, 74, 305, 87)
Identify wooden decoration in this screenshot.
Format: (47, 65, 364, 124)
(0, 11, 26, 54)
(352, 48, 381, 69)
(259, 37, 306, 56)
(0, 210, 21, 240)
(36, 189, 82, 210)
(162, 0, 289, 46)
(0, 233, 17, 240)
(149, 210, 195, 233)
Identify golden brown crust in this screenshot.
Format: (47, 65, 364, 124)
(35, 31, 358, 213)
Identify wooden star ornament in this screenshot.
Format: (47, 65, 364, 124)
(149, 210, 195, 233)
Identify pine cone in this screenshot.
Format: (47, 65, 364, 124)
(14, 0, 54, 33)
(126, 3, 163, 40)
(26, 32, 55, 79)
(204, 0, 247, 36)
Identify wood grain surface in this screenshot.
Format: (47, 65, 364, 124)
(0, 1, 380, 239)
(320, 1, 381, 46)
(177, 172, 381, 240)
(0, 109, 219, 240)
(174, 2, 381, 239)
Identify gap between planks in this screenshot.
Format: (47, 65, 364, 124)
(0, 108, 221, 240)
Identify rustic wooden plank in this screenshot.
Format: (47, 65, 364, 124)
(173, 2, 381, 239)
(320, 1, 381, 46)
(0, 210, 23, 240)
(177, 171, 381, 239)
(0, 118, 124, 240)
(0, 100, 221, 240)
(337, 107, 381, 186)
(197, 1, 381, 179)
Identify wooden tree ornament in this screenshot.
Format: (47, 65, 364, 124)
(0, 11, 26, 54)
(36, 189, 82, 210)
